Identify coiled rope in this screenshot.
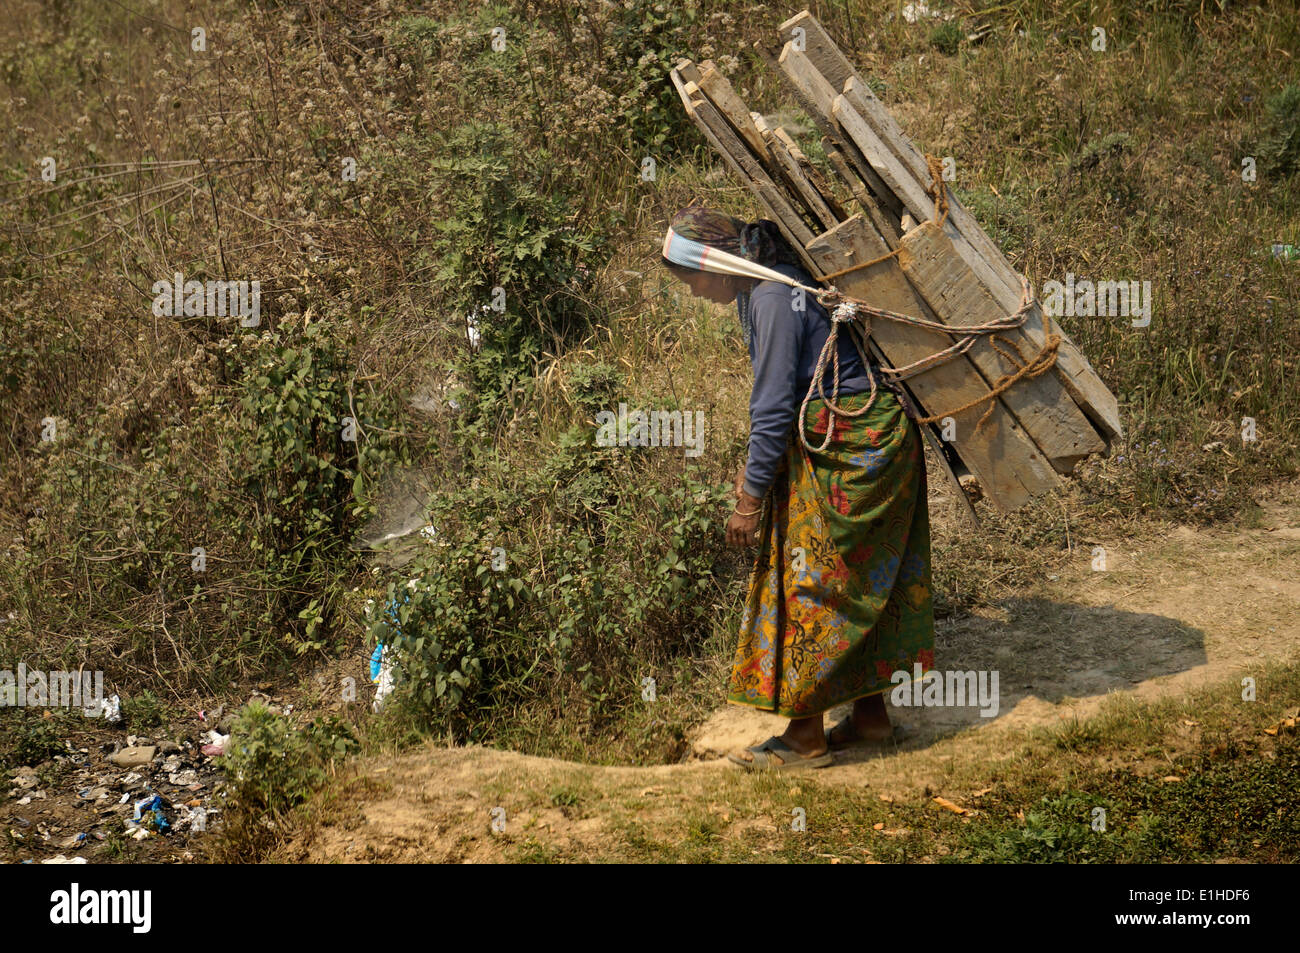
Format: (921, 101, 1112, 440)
(791, 154, 1061, 453)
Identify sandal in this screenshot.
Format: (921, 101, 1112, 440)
(825, 718, 912, 750)
(727, 735, 834, 771)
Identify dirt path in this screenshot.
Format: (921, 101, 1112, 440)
(282, 487, 1300, 863)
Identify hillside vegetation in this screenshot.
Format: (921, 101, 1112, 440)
(2, 0, 1297, 785)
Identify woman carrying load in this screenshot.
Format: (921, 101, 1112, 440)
(661, 205, 935, 770)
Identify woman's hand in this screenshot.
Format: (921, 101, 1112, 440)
(726, 490, 764, 547)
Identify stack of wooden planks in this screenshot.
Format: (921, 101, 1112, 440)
(669, 9, 1122, 514)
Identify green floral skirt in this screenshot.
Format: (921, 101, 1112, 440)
(726, 389, 935, 718)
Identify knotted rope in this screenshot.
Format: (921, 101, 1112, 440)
(791, 153, 1061, 453)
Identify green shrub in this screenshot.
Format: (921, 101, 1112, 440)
(223, 702, 326, 816)
(930, 22, 963, 56)
(427, 121, 603, 409)
(11, 716, 66, 767)
(121, 690, 166, 730)
(367, 440, 733, 740)
(1259, 83, 1300, 177)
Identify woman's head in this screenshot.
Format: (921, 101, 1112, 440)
(660, 204, 802, 302)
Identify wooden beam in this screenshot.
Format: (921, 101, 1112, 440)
(774, 127, 849, 222)
(823, 140, 900, 247)
(775, 42, 903, 223)
(753, 114, 840, 232)
(685, 85, 817, 249)
(807, 216, 1061, 510)
(896, 221, 1108, 469)
(831, 93, 933, 225)
(772, 13, 1124, 441)
(696, 62, 771, 163)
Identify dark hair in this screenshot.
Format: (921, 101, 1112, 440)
(739, 220, 803, 269)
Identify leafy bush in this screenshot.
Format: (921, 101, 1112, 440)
(930, 22, 963, 56)
(367, 439, 733, 740)
(427, 120, 603, 409)
(11, 717, 66, 767)
(121, 690, 166, 730)
(1259, 83, 1300, 177)
(222, 702, 327, 816)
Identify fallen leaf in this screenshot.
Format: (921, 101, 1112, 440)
(1161, 776, 1182, 783)
(932, 796, 970, 816)
(972, 787, 994, 797)
(878, 794, 894, 803)
(1181, 719, 1200, 727)
(1264, 726, 1279, 736)
(873, 822, 885, 830)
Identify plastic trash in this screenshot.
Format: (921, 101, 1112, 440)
(40, 855, 88, 864)
(200, 730, 228, 758)
(1271, 244, 1298, 260)
(84, 693, 121, 722)
(371, 644, 395, 713)
(369, 585, 413, 713)
(129, 794, 170, 833)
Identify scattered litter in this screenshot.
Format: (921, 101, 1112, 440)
(200, 730, 229, 758)
(85, 693, 121, 723)
(107, 746, 157, 768)
(371, 644, 395, 713)
(891, 2, 954, 23)
(128, 794, 171, 833)
(466, 309, 482, 350)
(1271, 243, 1298, 261)
(40, 855, 88, 865)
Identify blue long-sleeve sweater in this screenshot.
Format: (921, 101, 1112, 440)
(739, 263, 874, 499)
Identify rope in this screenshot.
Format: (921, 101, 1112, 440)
(792, 153, 1059, 452)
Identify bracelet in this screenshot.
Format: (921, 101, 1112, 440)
(733, 505, 763, 517)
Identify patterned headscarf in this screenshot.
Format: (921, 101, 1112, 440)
(667, 205, 802, 268)
(666, 205, 804, 346)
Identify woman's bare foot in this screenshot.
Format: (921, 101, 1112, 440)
(728, 715, 828, 765)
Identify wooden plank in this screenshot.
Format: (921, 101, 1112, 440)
(806, 216, 1061, 510)
(774, 13, 1122, 441)
(779, 12, 934, 194)
(823, 141, 900, 247)
(831, 93, 933, 225)
(774, 127, 849, 222)
(696, 63, 772, 163)
(837, 74, 1122, 441)
(691, 63, 828, 235)
(828, 87, 1108, 463)
(896, 221, 1107, 470)
(775, 42, 903, 223)
(753, 114, 839, 231)
(670, 62, 732, 163)
(684, 85, 816, 248)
